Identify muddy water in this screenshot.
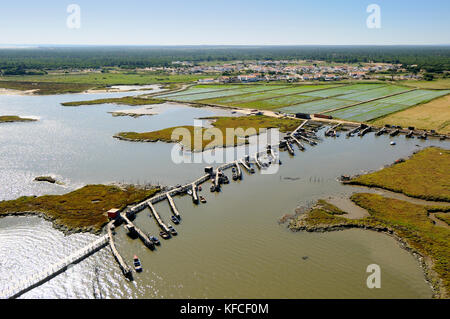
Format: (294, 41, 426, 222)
(0, 90, 448, 298)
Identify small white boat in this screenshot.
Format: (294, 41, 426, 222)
(390, 141, 396, 145)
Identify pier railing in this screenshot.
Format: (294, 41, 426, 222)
(0, 234, 109, 299)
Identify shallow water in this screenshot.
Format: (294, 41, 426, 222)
(0, 89, 448, 298)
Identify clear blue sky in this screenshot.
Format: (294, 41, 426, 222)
(0, 0, 449, 45)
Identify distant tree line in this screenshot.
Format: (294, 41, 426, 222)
(0, 45, 449, 74)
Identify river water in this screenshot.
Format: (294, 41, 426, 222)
(0, 86, 448, 298)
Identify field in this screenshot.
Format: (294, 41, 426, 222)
(326, 89, 450, 121)
(300, 83, 385, 98)
(156, 83, 450, 124)
(163, 85, 287, 102)
(279, 98, 355, 114)
(372, 94, 450, 134)
(235, 95, 319, 110)
(327, 101, 410, 122)
(337, 85, 410, 102)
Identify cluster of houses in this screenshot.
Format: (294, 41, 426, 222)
(152, 59, 406, 83)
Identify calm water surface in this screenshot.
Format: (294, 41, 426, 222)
(0, 88, 448, 298)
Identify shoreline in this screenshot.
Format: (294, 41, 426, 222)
(288, 221, 443, 298)
(0, 210, 104, 236)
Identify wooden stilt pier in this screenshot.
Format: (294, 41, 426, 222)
(121, 213, 155, 250)
(375, 127, 388, 136)
(148, 202, 171, 234)
(191, 183, 199, 204)
(235, 161, 242, 179)
(1, 233, 110, 299)
(358, 126, 372, 137)
(254, 153, 262, 169)
(286, 141, 295, 155)
(290, 136, 305, 150)
(167, 194, 181, 219)
(108, 223, 132, 279)
(239, 159, 254, 173)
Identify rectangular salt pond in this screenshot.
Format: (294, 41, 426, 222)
(301, 84, 386, 98)
(337, 85, 411, 102)
(236, 95, 319, 109)
(279, 98, 354, 114)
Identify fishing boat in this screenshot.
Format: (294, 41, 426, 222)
(200, 196, 207, 203)
(210, 185, 216, 192)
(149, 235, 160, 246)
(160, 231, 171, 239)
(168, 225, 178, 236)
(133, 255, 142, 272)
(171, 215, 180, 224)
(198, 185, 202, 191)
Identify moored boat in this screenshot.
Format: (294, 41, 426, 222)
(149, 235, 160, 245)
(160, 231, 171, 239)
(171, 215, 180, 224)
(168, 225, 178, 236)
(133, 255, 142, 272)
(200, 196, 207, 203)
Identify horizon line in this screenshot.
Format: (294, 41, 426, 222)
(1, 44, 450, 48)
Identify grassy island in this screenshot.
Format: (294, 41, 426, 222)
(61, 96, 164, 107)
(0, 184, 160, 234)
(0, 80, 97, 95)
(0, 115, 37, 123)
(348, 147, 450, 202)
(115, 115, 303, 151)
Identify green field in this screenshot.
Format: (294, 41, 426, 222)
(337, 85, 411, 102)
(157, 85, 239, 98)
(327, 101, 408, 122)
(279, 98, 354, 114)
(154, 83, 450, 123)
(301, 83, 385, 98)
(369, 89, 450, 106)
(160, 85, 287, 102)
(199, 84, 335, 107)
(327, 89, 450, 121)
(236, 95, 319, 110)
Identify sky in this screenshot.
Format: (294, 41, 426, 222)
(0, 0, 449, 46)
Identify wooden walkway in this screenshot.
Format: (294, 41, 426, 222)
(167, 194, 180, 219)
(107, 222, 132, 279)
(1, 234, 110, 299)
(148, 202, 170, 234)
(121, 213, 154, 249)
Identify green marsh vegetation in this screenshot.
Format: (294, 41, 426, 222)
(0, 115, 37, 123)
(61, 96, 165, 107)
(348, 147, 450, 202)
(0, 185, 160, 233)
(115, 115, 303, 151)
